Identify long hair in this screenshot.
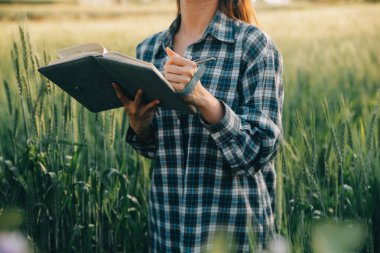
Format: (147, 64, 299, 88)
(175, 0, 260, 27)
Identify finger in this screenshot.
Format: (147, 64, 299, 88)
(165, 72, 191, 84)
(145, 105, 159, 117)
(167, 80, 183, 87)
(170, 82, 186, 92)
(167, 55, 196, 68)
(165, 47, 178, 57)
(164, 64, 194, 76)
(112, 83, 131, 105)
(142, 100, 160, 115)
(134, 89, 144, 106)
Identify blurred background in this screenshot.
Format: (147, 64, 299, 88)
(0, 0, 379, 252)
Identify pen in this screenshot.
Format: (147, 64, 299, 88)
(194, 57, 216, 65)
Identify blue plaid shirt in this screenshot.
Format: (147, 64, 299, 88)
(126, 9, 283, 253)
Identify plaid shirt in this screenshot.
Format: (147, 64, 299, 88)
(126, 9, 283, 253)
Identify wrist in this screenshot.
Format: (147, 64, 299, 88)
(132, 124, 153, 142)
(197, 88, 225, 125)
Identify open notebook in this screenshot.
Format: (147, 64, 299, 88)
(38, 43, 195, 113)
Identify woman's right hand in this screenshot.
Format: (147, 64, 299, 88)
(112, 83, 159, 141)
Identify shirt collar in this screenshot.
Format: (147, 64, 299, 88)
(160, 9, 237, 50)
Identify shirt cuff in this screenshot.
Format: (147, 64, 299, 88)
(126, 126, 155, 147)
(199, 101, 241, 145)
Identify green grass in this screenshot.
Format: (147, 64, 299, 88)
(0, 2, 379, 252)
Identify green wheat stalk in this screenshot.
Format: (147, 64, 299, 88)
(11, 39, 29, 139)
(322, 99, 344, 218)
(3, 80, 13, 116)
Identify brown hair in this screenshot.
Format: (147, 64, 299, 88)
(176, 0, 260, 27)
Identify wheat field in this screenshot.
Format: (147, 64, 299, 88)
(0, 2, 379, 252)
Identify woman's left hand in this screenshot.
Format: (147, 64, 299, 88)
(163, 47, 224, 124)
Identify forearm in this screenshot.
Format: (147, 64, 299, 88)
(200, 102, 282, 176)
(194, 85, 225, 125)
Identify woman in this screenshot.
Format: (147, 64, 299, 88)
(112, 0, 283, 252)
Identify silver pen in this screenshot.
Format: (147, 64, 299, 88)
(194, 57, 216, 65)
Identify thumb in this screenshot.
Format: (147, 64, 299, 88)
(165, 47, 178, 57)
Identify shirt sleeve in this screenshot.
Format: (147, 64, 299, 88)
(125, 42, 157, 159)
(125, 126, 156, 159)
(200, 36, 284, 177)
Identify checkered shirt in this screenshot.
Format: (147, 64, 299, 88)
(126, 9, 284, 253)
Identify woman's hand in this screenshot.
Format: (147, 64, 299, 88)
(112, 83, 159, 141)
(163, 47, 224, 125)
(163, 47, 205, 107)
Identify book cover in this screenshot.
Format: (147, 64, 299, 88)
(38, 52, 195, 114)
